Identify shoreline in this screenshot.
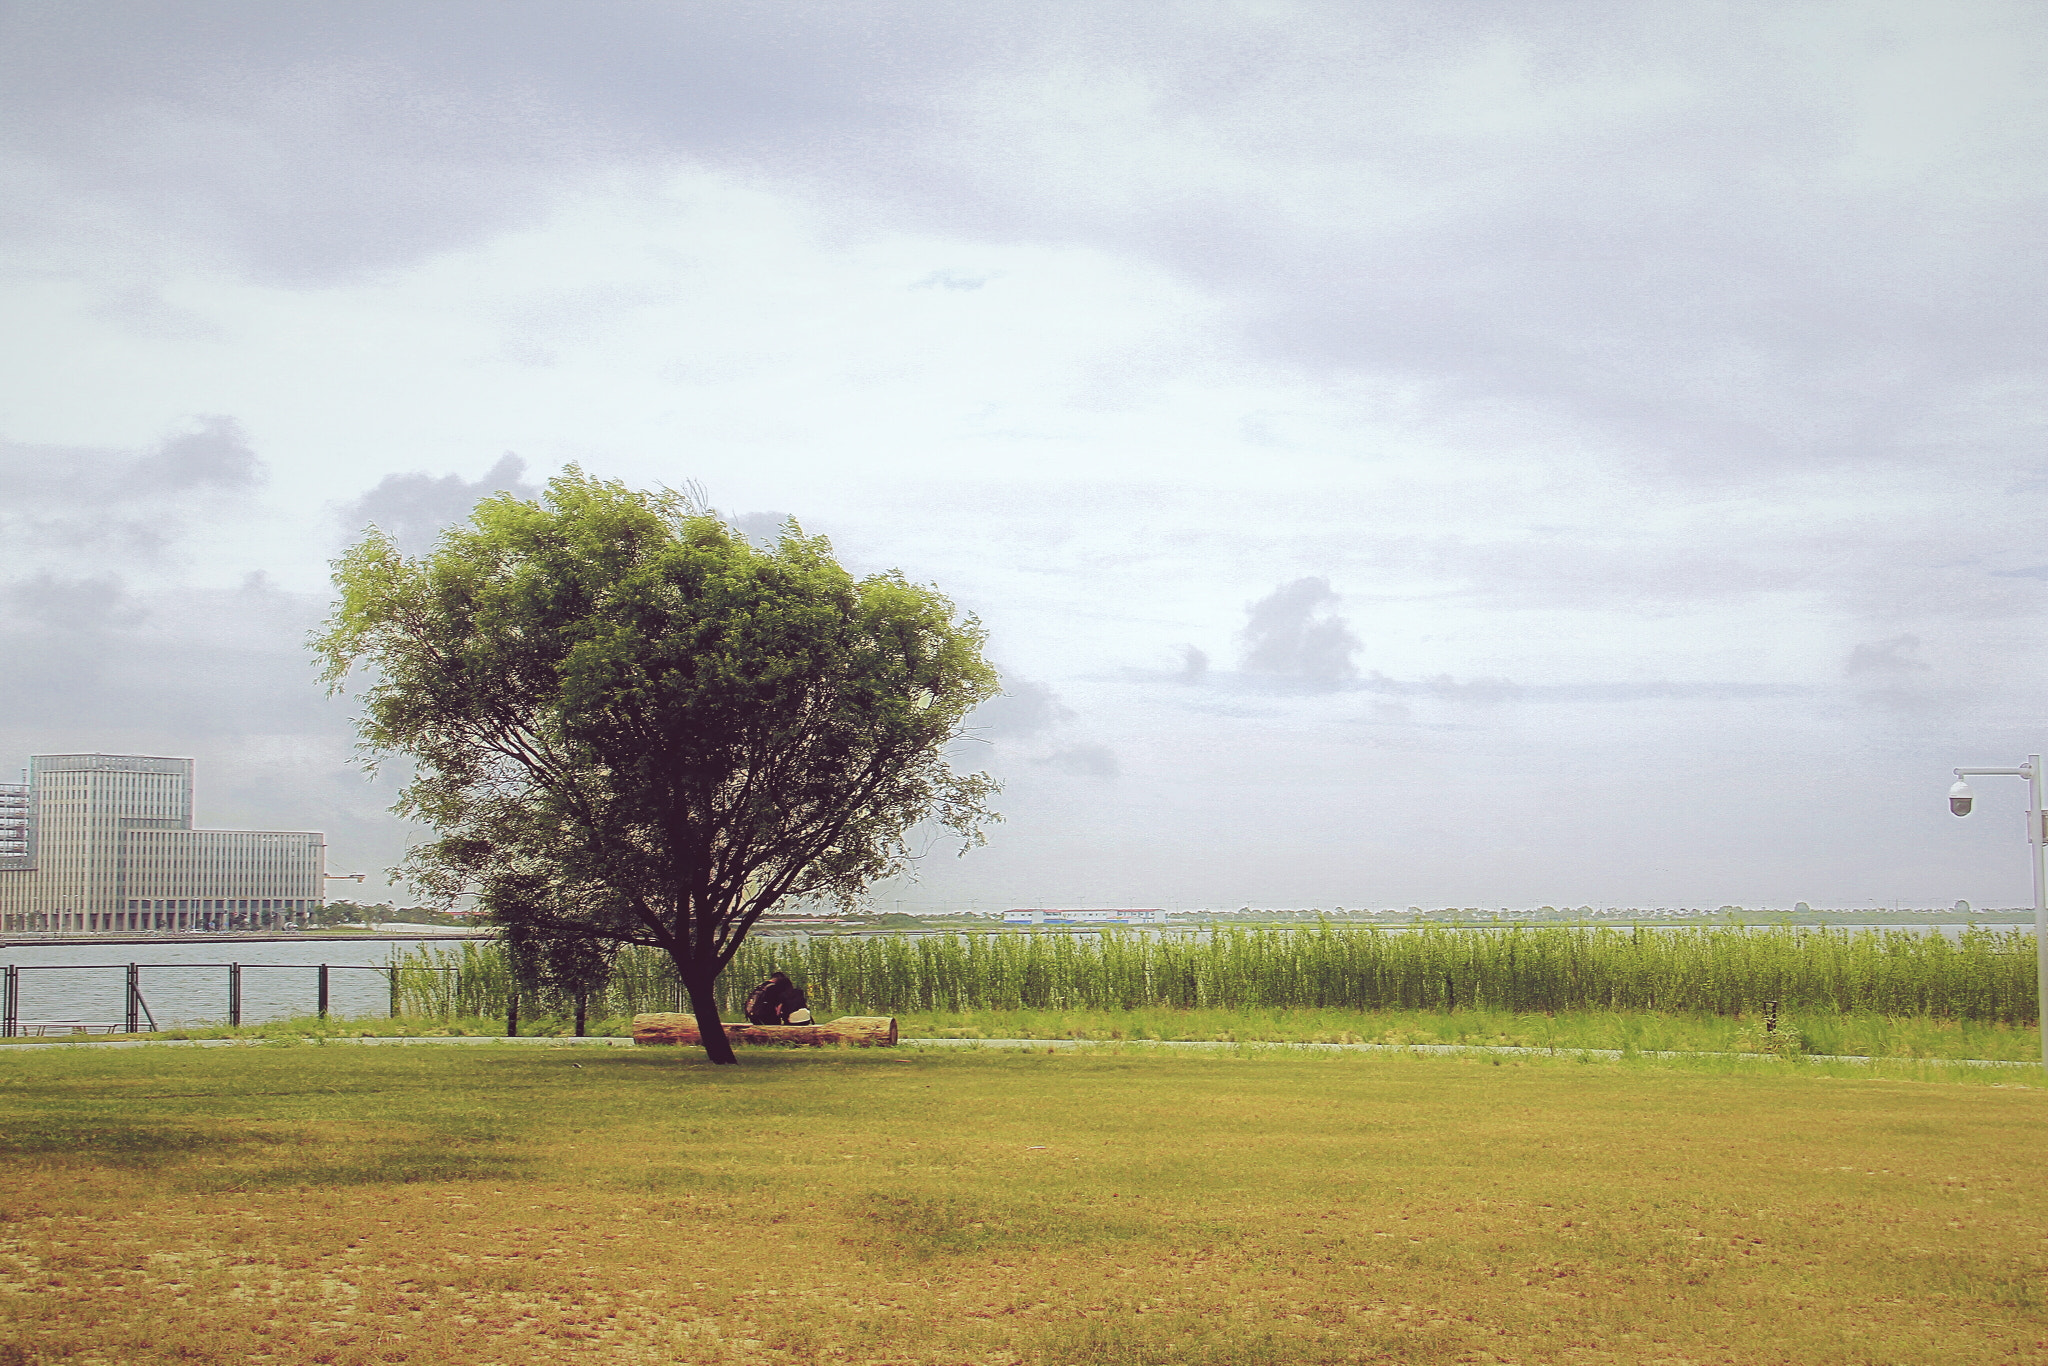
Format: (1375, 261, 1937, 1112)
(1, 932, 493, 948)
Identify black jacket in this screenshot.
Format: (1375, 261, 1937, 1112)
(744, 979, 807, 1025)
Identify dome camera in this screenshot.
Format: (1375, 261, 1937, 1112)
(1949, 780, 1975, 817)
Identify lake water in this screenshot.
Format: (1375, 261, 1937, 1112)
(1, 939, 440, 1028)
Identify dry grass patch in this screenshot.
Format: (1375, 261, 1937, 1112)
(0, 1045, 2043, 1365)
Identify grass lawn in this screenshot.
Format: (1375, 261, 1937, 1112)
(1, 1045, 2044, 1365)
(888, 1007, 2047, 1062)
(10, 1005, 2040, 1065)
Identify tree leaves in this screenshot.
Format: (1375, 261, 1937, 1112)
(315, 470, 1000, 1054)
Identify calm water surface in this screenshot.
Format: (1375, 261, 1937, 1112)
(2, 938, 465, 1027)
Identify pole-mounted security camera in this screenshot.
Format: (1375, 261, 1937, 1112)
(1945, 754, 2048, 1075)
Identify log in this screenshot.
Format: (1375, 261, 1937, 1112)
(631, 1014, 898, 1048)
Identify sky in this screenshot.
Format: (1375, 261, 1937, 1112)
(2, 1, 2045, 912)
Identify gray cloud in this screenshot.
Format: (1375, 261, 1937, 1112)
(1846, 634, 1929, 675)
(1239, 577, 1361, 691)
(0, 416, 263, 562)
(0, 573, 325, 735)
(971, 678, 1074, 739)
(1, 574, 148, 632)
(970, 675, 1117, 779)
(0, 416, 413, 889)
(6, 5, 2040, 492)
(0, 1, 982, 285)
(136, 417, 264, 493)
(1354, 675, 1808, 705)
(1176, 644, 1209, 682)
(729, 510, 795, 550)
(341, 453, 537, 555)
(1035, 743, 1118, 779)
(912, 271, 993, 291)
(0, 567, 413, 894)
(3, 6, 2045, 911)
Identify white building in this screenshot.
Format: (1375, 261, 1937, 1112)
(1002, 908, 1171, 926)
(0, 754, 325, 933)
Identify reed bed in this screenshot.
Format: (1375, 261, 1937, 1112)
(392, 924, 2040, 1025)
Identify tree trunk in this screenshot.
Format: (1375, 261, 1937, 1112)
(682, 971, 737, 1064)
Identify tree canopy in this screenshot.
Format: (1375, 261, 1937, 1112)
(315, 472, 1000, 1061)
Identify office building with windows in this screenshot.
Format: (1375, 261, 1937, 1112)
(0, 754, 326, 933)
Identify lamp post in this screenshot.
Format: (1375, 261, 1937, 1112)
(1948, 754, 2048, 1073)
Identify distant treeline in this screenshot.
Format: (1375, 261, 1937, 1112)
(394, 925, 2040, 1025)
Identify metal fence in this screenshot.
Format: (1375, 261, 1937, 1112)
(0, 962, 445, 1037)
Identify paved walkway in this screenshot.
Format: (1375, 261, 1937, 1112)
(0, 1035, 635, 1052)
(901, 1037, 2038, 1068)
(0, 1032, 2034, 1068)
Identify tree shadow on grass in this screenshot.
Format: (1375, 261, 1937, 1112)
(0, 1118, 530, 1189)
(0, 1122, 278, 1168)
(848, 1190, 1153, 1260)
(211, 1146, 529, 1189)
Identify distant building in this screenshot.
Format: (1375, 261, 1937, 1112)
(1002, 908, 1170, 926)
(0, 754, 325, 934)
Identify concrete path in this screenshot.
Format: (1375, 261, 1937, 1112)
(0, 1034, 635, 1052)
(0, 1032, 2034, 1069)
(899, 1036, 2038, 1068)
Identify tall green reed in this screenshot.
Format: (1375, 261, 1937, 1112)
(391, 924, 2041, 1024)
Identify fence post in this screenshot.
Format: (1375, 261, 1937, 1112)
(229, 963, 242, 1028)
(388, 966, 400, 1019)
(318, 964, 330, 1019)
(126, 964, 139, 1034)
(3, 965, 16, 1038)
(507, 991, 519, 1038)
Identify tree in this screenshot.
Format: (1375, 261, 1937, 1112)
(315, 472, 1000, 1062)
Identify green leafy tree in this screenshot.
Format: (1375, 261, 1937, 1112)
(315, 472, 1001, 1062)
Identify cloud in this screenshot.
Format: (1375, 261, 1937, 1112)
(5, 5, 2040, 519)
(341, 453, 538, 555)
(0, 571, 329, 737)
(1238, 577, 1360, 691)
(137, 416, 264, 493)
(0, 574, 148, 632)
(911, 271, 993, 291)
(0, 568, 418, 899)
(969, 674, 1117, 779)
(1176, 644, 1209, 682)
(1353, 674, 1811, 705)
(0, 416, 264, 562)
(728, 510, 795, 549)
(1035, 743, 1118, 778)
(6, 3, 2042, 497)
(971, 678, 1074, 739)
(1845, 634, 1929, 675)
(0, 2, 984, 285)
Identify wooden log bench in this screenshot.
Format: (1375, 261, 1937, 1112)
(632, 1014, 898, 1047)
(14, 1021, 130, 1037)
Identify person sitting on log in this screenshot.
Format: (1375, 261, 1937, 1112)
(742, 973, 785, 1025)
(743, 971, 815, 1026)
